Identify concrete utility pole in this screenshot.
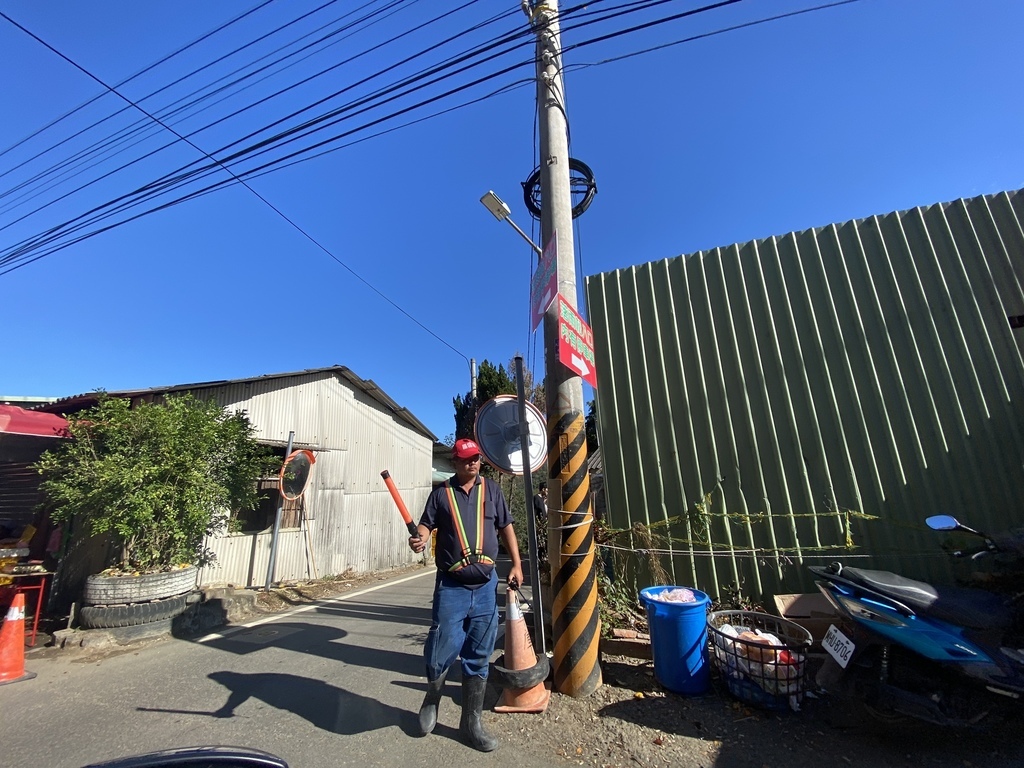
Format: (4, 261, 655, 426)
(527, 0, 601, 698)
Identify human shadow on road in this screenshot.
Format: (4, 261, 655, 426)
(198, 621, 424, 678)
(314, 600, 432, 627)
(139, 671, 455, 739)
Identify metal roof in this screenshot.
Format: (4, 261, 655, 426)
(36, 366, 436, 441)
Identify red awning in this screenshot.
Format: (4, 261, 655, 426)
(0, 405, 68, 438)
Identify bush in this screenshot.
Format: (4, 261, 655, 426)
(36, 394, 275, 573)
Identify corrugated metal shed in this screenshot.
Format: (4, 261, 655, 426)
(41, 367, 435, 588)
(585, 189, 1024, 600)
(194, 369, 434, 586)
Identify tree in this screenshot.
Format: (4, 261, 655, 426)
(451, 356, 548, 439)
(452, 360, 516, 439)
(36, 394, 275, 573)
(507, 355, 544, 410)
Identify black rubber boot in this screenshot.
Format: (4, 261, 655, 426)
(459, 675, 498, 752)
(418, 672, 447, 736)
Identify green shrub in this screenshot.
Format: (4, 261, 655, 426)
(36, 394, 275, 573)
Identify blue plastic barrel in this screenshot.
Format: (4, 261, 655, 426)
(639, 586, 711, 695)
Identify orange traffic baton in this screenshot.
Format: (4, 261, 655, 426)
(380, 470, 420, 538)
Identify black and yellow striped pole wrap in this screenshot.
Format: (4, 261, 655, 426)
(549, 410, 602, 696)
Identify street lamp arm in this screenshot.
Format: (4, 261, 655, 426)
(504, 217, 543, 257)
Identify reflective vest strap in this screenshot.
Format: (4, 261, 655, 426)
(445, 477, 487, 563)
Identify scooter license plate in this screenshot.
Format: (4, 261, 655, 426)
(823, 624, 855, 669)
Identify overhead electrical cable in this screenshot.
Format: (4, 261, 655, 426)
(0, 0, 373, 205)
(0, 9, 539, 253)
(0, 75, 538, 277)
(0, 0, 728, 265)
(0, 0, 765, 268)
(0, 0, 721, 267)
(0, 0, 646, 207)
(0, 8, 471, 363)
(0, 1, 516, 236)
(0, 0, 357, 190)
(0, 0, 278, 163)
(0, 0, 643, 229)
(0, 0, 628, 216)
(0, 48, 533, 267)
(566, 0, 863, 66)
(0, 0, 417, 212)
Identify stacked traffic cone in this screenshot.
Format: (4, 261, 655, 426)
(493, 589, 550, 713)
(0, 593, 37, 686)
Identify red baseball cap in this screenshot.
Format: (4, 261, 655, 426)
(452, 438, 482, 459)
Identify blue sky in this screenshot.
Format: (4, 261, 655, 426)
(1, 0, 1021, 441)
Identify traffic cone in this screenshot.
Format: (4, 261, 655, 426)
(0, 593, 37, 686)
(493, 589, 550, 713)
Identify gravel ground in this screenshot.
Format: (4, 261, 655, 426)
(509, 654, 1024, 768)
(254, 570, 1024, 768)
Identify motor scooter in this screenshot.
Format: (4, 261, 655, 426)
(810, 515, 1024, 726)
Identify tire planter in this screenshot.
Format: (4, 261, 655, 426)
(83, 565, 198, 607)
(79, 594, 188, 629)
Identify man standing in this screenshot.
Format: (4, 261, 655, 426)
(409, 438, 523, 752)
(533, 481, 548, 560)
(533, 481, 548, 525)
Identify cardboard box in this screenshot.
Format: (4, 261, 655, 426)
(773, 593, 838, 649)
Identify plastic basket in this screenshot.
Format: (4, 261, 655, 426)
(707, 610, 812, 711)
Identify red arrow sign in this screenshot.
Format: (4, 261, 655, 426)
(557, 295, 597, 388)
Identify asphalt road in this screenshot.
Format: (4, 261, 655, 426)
(0, 567, 550, 768)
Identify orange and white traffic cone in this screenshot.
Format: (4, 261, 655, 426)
(0, 593, 37, 686)
(492, 589, 550, 714)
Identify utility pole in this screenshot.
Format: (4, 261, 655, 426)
(527, 0, 601, 697)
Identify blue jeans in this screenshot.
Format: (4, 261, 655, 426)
(424, 569, 498, 681)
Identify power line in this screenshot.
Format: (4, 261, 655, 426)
(0, 2, 521, 240)
(0, 0, 649, 222)
(0, 9, 471, 363)
(1, 0, 741, 267)
(0, 0, 851, 273)
(0, 0, 279, 162)
(567, 0, 862, 66)
(0, 0, 422, 213)
(0, 0, 669, 240)
(0, 1, 750, 267)
(0, 11, 539, 258)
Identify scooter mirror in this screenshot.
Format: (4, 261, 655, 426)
(926, 515, 960, 531)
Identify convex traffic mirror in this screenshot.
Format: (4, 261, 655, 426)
(279, 449, 315, 500)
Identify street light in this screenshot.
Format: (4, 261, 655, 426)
(480, 190, 542, 256)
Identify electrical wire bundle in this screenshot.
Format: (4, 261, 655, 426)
(0, 0, 859, 280)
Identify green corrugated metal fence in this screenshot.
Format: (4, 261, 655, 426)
(585, 189, 1024, 601)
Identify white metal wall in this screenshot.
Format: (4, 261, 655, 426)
(585, 189, 1024, 600)
(194, 370, 432, 587)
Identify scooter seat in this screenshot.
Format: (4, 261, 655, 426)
(841, 566, 1014, 630)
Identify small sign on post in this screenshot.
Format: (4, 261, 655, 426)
(557, 295, 597, 388)
(530, 232, 558, 332)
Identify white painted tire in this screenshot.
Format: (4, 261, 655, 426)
(83, 566, 198, 606)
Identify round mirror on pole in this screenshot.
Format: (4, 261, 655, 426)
(279, 449, 316, 500)
(474, 395, 547, 475)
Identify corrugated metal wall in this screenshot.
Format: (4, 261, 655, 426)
(193, 370, 432, 587)
(585, 189, 1024, 600)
